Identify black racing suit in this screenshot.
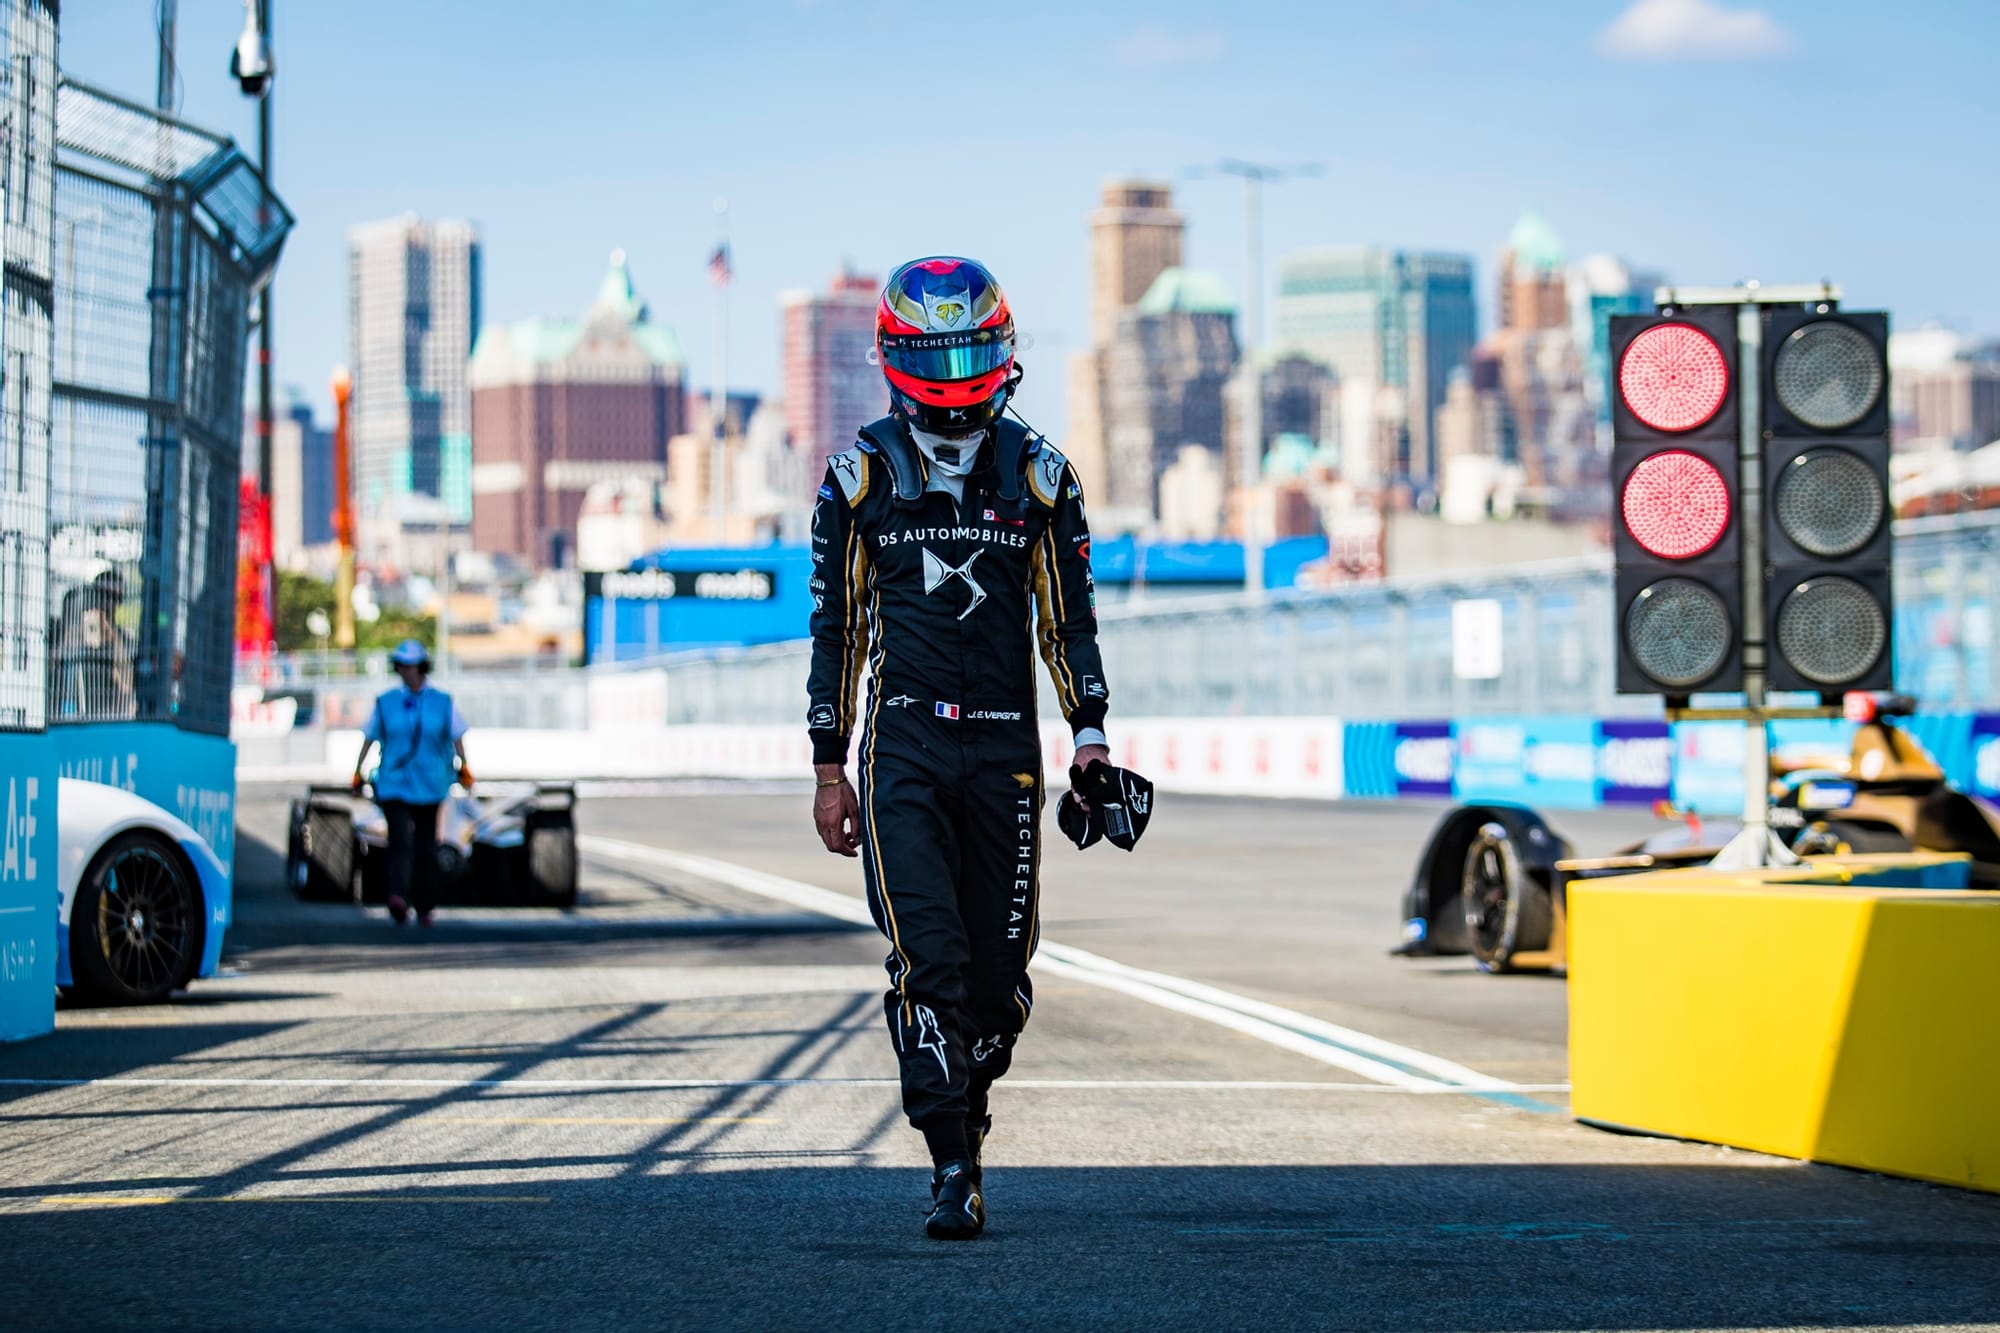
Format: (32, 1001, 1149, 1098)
(806, 416, 1107, 1134)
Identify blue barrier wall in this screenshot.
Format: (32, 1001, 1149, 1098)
(0, 733, 58, 1041)
(50, 724, 238, 873)
(1341, 711, 2000, 812)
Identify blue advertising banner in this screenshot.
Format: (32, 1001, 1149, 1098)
(50, 724, 237, 873)
(1454, 716, 1598, 808)
(1340, 720, 1398, 799)
(1596, 719, 1671, 806)
(1392, 721, 1454, 798)
(1971, 713, 2000, 800)
(1669, 721, 1747, 816)
(0, 733, 57, 1042)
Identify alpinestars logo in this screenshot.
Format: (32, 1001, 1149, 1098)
(914, 1004, 949, 1078)
(922, 547, 986, 619)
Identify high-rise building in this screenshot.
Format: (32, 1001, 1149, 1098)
(347, 215, 481, 563)
(1273, 246, 1475, 488)
(1102, 268, 1238, 528)
(1069, 181, 1186, 501)
(780, 267, 885, 480)
(1478, 214, 1594, 502)
(1572, 254, 1667, 439)
(1089, 181, 1184, 346)
(247, 388, 333, 572)
(468, 251, 686, 569)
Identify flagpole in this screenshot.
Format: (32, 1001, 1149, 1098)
(711, 197, 729, 544)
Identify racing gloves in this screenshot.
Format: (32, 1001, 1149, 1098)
(1057, 758, 1154, 851)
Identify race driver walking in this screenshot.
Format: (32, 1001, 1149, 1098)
(807, 257, 1113, 1240)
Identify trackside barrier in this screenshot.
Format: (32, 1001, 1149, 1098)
(302, 710, 1999, 806)
(323, 718, 1347, 800)
(1568, 856, 2000, 1195)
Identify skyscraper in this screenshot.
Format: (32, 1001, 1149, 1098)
(468, 251, 686, 568)
(1480, 214, 1595, 501)
(1273, 247, 1475, 488)
(1068, 181, 1185, 501)
(347, 215, 481, 562)
(1102, 268, 1238, 527)
(780, 267, 885, 480)
(1572, 253, 1667, 440)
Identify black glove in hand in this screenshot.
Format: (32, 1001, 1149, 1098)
(1057, 759, 1154, 851)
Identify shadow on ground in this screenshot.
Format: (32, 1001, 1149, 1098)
(1, 1161, 1996, 1330)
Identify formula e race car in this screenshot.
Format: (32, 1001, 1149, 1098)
(1397, 696, 2000, 974)
(57, 778, 232, 1004)
(287, 782, 579, 909)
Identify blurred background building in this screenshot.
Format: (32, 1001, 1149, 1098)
(1273, 245, 1475, 493)
(1102, 267, 1238, 531)
(1069, 181, 1185, 501)
(347, 215, 481, 568)
(467, 250, 687, 570)
(780, 266, 884, 480)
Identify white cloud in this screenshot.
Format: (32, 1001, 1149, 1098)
(1597, 0, 1795, 61)
(1111, 24, 1229, 68)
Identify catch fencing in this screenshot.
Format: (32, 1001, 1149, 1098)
(48, 78, 290, 734)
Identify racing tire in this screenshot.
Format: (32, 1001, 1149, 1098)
(526, 809, 579, 910)
(296, 803, 358, 902)
(1462, 822, 1553, 974)
(1793, 819, 1913, 857)
(68, 832, 204, 1005)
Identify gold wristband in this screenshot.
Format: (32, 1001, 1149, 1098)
(815, 776, 847, 789)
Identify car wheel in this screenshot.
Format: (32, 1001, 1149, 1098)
(1462, 822, 1553, 974)
(527, 811, 578, 909)
(69, 833, 203, 1005)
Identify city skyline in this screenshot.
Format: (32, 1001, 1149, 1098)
(66, 1, 2000, 437)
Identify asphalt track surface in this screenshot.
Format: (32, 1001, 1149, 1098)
(1, 784, 1996, 1330)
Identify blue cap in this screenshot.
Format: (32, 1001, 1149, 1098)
(390, 638, 430, 667)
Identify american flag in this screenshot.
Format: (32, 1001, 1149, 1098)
(707, 244, 731, 286)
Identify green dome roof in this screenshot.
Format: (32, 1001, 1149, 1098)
(1136, 267, 1234, 315)
(1505, 212, 1565, 272)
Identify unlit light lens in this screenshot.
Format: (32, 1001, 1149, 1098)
(1775, 447, 1884, 557)
(1626, 578, 1730, 689)
(1776, 577, 1887, 685)
(1773, 321, 1882, 430)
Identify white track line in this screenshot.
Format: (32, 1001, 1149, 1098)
(0, 1077, 1569, 1094)
(580, 836, 1538, 1097)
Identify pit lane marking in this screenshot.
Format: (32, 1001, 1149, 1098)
(579, 836, 1550, 1105)
(36, 1194, 549, 1207)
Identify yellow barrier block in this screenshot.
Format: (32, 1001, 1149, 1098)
(1569, 855, 2000, 1194)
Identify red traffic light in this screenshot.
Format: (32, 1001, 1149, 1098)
(1621, 450, 1731, 559)
(1619, 322, 1729, 433)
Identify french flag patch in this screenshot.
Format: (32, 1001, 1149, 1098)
(935, 702, 960, 720)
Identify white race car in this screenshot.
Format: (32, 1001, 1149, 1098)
(56, 778, 232, 1004)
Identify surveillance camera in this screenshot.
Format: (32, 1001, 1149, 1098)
(231, 3, 273, 98)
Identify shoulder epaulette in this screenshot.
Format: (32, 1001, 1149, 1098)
(827, 445, 870, 505)
(1027, 441, 1070, 508)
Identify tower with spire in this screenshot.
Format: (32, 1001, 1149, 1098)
(467, 251, 688, 567)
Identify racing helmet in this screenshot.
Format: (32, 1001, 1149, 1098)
(875, 257, 1016, 435)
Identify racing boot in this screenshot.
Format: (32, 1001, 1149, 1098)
(966, 1114, 992, 1184)
(924, 1160, 985, 1240)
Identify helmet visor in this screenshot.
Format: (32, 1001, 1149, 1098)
(879, 325, 1013, 383)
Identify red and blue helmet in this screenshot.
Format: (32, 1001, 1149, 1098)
(876, 257, 1016, 433)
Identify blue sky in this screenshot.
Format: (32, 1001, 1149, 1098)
(66, 1, 2000, 427)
